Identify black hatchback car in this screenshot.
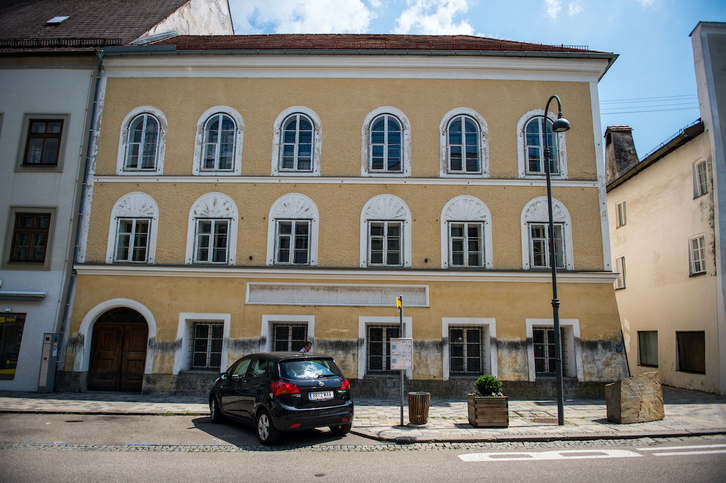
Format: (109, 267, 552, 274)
(209, 352, 354, 445)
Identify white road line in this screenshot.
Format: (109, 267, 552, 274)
(459, 449, 642, 462)
(652, 450, 726, 457)
(637, 444, 726, 452)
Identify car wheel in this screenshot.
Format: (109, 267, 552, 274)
(256, 409, 280, 445)
(329, 422, 352, 436)
(209, 396, 224, 423)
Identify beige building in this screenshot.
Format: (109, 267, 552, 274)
(606, 22, 726, 395)
(59, 34, 627, 397)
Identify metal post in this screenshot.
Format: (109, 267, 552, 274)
(399, 295, 404, 427)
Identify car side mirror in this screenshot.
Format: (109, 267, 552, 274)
(220, 373, 228, 380)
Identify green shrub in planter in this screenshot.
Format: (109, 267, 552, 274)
(474, 374, 503, 396)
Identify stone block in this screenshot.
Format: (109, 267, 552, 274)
(605, 372, 664, 424)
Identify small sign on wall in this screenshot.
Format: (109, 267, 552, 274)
(390, 338, 413, 370)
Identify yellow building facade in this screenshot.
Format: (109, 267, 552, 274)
(58, 35, 626, 397)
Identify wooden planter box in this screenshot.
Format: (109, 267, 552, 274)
(467, 394, 509, 428)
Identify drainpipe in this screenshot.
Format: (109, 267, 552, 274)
(56, 49, 104, 390)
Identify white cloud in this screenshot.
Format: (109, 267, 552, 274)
(568, 1, 583, 16)
(229, 0, 379, 34)
(394, 0, 474, 35)
(545, 0, 561, 18)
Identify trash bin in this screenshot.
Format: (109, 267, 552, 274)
(408, 392, 431, 425)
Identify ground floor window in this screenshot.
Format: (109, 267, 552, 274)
(272, 323, 308, 352)
(0, 314, 25, 380)
(190, 322, 223, 370)
(677, 331, 705, 374)
(638, 331, 658, 367)
(533, 327, 566, 376)
(367, 324, 400, 374)
(449, 326, 484, 375)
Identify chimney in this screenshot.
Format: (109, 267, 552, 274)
(605, 126, 639, 184)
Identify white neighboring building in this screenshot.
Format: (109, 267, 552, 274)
(0, 0, 232, 392)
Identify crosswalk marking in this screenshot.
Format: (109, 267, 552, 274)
(459, 449, 642, 462)
(637, 444, 726, 451)
(637, 444, 726, 457)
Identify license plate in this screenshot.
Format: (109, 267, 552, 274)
(308, 391, 334, 401)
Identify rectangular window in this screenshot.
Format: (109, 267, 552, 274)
(533, 327, 566, 376)
(23, 119, 64, 166)
(677, 331, 706, 374)
(638, 331, 658, 367)
(368, 221, 402, 266)
(694, 161, 708, 198)
(190, 322, 223, 370)
(272, 323, 308, 352)
(114, 218, 150, 262)
(529, 223, 565, 269)
(616, 201, 626, 228)
(367, 324, 400, 374)
(194, 219, 229, 263)
(449, 222, 484, 267)
(276, 220, 310, 265)
(9, 213, 51, 263)
(449, 326, 484, 375)
(0, 314, 26, 380)
(615, 256, 626, 289)
(690, 235, 706, 275)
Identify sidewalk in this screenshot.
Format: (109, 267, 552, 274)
(0, 386, 724, 443)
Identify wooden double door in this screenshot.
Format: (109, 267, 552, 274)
(88, 308, 148, 392)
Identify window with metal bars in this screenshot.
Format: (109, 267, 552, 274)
(190, 322, 223, 370)
(271, 323, 308, 352)
(449, 326, 484, 375)
(367, 325, 400, 374)
(533, 327, 567, 376)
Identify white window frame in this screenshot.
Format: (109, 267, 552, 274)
(116, 106, 167, 175)
(520, 197, 574, 270)
(174, 313, 231, 374)
(271, 107, 322, 176)
(442, 318, 497, 380)
(367, 221, 403, 267)
(440, 195, 493, 269)
(261, 315, 315, 353)
(360, 194, 412, 268)
(516, 109, 567, 179)
(439, 108, 489, 178)
(361, 107, 411, 177)
(526, 318, 583, 382)
(694, 159, 708, 198)
(690, 234, 706, 275)
(105, 192, 159, 264)
(193, 218, 230, 264)
(113, 218, 151, 263)
(185, 193, 238, 266)
(266, 193, 319, 266)
(275, 219, 311, 265)
(616, 200, 627, 228)
(528, 222, 566, 269)
(358, 316, 412, 379)
(193, 106, 243, 176)
(615, 256, 626, 289)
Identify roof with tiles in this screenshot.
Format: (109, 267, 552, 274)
(153, 33, 607, 54)
(0, 0, 191, 51)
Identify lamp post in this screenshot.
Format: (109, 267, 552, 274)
(542, 95, 570, 426)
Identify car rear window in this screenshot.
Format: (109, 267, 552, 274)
(279, 359, 343, 380)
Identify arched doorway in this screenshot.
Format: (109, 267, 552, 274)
(88, 308, 148, 392)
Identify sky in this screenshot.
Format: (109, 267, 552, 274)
(227, 0, 726, 158)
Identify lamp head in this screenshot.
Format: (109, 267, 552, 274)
(552, 114, 570, 133)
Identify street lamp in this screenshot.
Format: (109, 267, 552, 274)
(542, 95, 570, 426)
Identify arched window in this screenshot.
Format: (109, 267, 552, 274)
(271, 107, 321, 176)
(520, 196, 573, 270)
(361, 107, 411, 177)
(106, 192, 159, 264)
(440, 196, 493, 269)
(447, 115, 480, 173)
(185, 193, 238, 266)
(266, 193, 319, 266)
(516, 109, 567, 179)
(117, 107, 167, 175)
(194, 107, 243, 176)
(360, 195, 412, 267)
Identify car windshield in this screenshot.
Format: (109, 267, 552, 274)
(279, 359, 343, 380)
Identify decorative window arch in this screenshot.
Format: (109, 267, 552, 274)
(271, 107, 322, 176)
(185, 193, 238, 265)
(266, 193, 319, 266)
(106, 192, 159, 264)
(520, 196, 574, 270)
(116, 106, 167, 175)
(193, 106, 243, 176)
(360, 194, 412, 268)
(440, 195, 493, 269)
(516, 109, 567, 179)
(361, 107, 411, 177)
(439, 108, 489, 177)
